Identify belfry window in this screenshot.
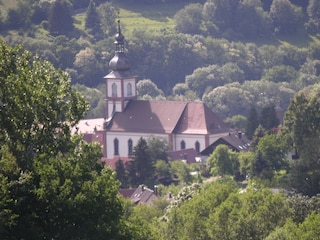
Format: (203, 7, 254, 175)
(112, 83, 117, 97)
(127, 83, 132, 96)
(180, 140, 186, 150)
(114, 138, 119, 155)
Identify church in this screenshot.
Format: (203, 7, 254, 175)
(74, 21, 248, 165)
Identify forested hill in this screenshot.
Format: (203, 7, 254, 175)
(1, 0, 320, 120)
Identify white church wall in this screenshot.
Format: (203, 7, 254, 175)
(106, 132, 168, 159)
(174, 134, 206, 151)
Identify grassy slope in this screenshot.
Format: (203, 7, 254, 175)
(1, 0, 318, 47)
(116, 2, 185, 37)
(0, 0, 17, 13)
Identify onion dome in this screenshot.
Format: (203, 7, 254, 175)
(108, 20, 130, 71)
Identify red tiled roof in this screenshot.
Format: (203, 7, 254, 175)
(175, 102, 228, 134)
(101, 156, 133, 170)
(119, 188, 136, 199)
(106, 100, 187, 133)
(106, 100, 227, 134)
(169, 148, 200, 164)
(72, 118, 104, 134)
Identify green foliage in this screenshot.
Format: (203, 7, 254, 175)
(282, 85, 320, 195)
(0, 40, 88, 169)
(259, 104, 280, 130)
(170, 161, 193, 185)
(203, 83, 253, 119)
(256, 133, 288, 172)
(128, 137, 154, 187)
(85, 0, 103, 39)
(48, 0, 74, 36)
(270, 0, 304, 35)
(137, 79, 164, 99)
(266, 213, 320, 239)
(206, 188, 290, 239)
(174, 3, 203, 34)
(262, 65, 298, 83)
(245, 105, 259, 140)
(225, 114, 247, 130)
(0, 40, 136, 239)
(207, 145, 238, 177)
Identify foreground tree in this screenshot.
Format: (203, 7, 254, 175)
(282, 85, 320, 196)
(0, 40, 135, 239)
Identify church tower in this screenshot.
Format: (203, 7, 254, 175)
(104, 20, 137, 119)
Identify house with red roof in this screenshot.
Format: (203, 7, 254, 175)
(74, 21, 241, 163)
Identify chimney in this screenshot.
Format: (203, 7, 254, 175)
(238, 131, 242, 139)
(154, 185, 158, 196)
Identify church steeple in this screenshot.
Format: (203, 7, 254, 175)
(104, 18, 137, 120)
(109, 20, 130, 71)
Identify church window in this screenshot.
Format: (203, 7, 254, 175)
(112, 83, 117, 97)
(128, 139, 133, 156)
(195, 141, 200, 152)
(127, 83, 132, 96)
(180, 140, 186, 150)
(114, 138, 119, 155)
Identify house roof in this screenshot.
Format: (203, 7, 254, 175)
(201, 131, 250, 155)
(106, 100, 228, 134)
(119, 188, 136, 199)
(119, 185, 157, 205)
(130, 185, 157, 205)
(169, 148, 200, 164)
(101, 156, 133, 170)
(73, 118, 104, 134)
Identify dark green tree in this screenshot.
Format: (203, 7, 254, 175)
(115, 159, 129, 188)
(269, 0, 303, 35)
(282, 85, 320, 196)
(85, 0, 103, 39)
(257, 133, 288, 172)
(147, 136, 169, 163)
(246, 105, 259, 140)
(128, 137, 154, 187)
(174, 3, 203, 34)
(48, 0, 74, 36)
(306, 0, 320, 33)
(260, 104, 280, 130)
(251, 150, 273, 180)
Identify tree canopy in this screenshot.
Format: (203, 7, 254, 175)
(0, 40, 135, 239)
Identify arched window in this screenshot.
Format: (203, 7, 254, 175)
(127, 83, 132, 96)
(180, 140, 186, 150)
(195, 141, 200, 152)
(112, 83, 117, 97)
(128, 139, 133, 156)
(114, 138, 119, 155)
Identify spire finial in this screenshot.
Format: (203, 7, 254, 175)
(117, 11, 121, 34)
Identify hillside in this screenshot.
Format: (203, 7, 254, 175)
(1, 0, 320, 121)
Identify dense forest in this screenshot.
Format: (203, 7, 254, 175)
(0, 0, 320, 120)
(1, 0, 320, 239)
